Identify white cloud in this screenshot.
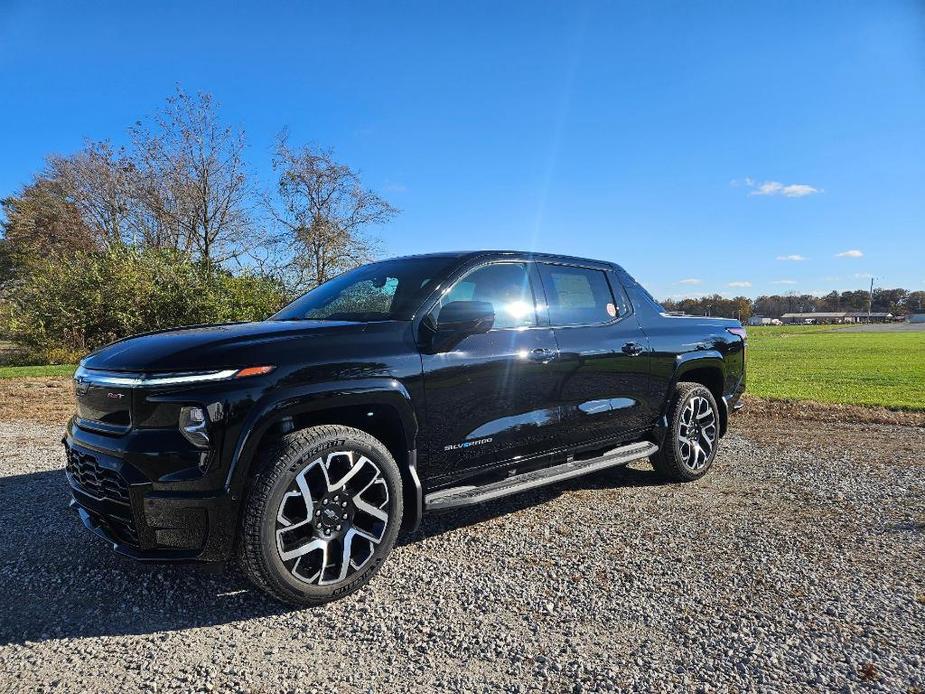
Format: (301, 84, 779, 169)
(677, 278, 703, 285)
(776, 254, 808, 261)
(754, 182, 819, 197)
(854, 272, 874, 279)
(734, 178, 822, 198)
(772, 279, 798, 285)
(383, 181, 408, 193)
(728, 281, 752, 288)
(836, 249, 863, 258)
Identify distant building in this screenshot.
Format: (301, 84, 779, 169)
(748, 315, 773, 326)
(780, 311, 893, 324)
(845, 312, 892, 323)
(780, 312, 847, 324)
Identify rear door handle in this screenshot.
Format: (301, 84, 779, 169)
(528, 347, 556, 363)
(621, 342, 644, 357)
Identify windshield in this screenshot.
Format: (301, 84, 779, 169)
(271, 256, 459, 322)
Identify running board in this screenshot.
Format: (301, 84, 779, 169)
(424, 441, 659, 511)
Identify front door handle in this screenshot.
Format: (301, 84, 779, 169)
(621, 342, 644, 357)
(528, 347, 556, 363)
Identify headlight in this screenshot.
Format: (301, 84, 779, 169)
(179, 406, 210, 448)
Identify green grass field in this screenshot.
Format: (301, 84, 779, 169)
(0, 364, 76, 379)
(747, 325, 925, 411)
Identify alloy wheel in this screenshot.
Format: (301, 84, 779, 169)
(677, 395, 717, 472)
(275, 450, 390, 585)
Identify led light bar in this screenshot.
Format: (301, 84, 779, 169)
(74, 365, 273, 388)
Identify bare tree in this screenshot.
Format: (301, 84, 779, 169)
(46, 140, 136, 248)
(267, 135, 398, 291)
(129, 88, 251, 263)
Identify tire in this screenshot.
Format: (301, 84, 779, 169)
(650, 382, 720, 482)
(239, 424, 403, 606)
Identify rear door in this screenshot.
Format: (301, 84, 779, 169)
(537, 262, 653, 449)
(419, 260, 563, 483)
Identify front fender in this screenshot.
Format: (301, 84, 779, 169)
(224, 378, 419, 495)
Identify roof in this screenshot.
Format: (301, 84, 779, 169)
(846, 312, 892, 317)
(386, 250, 621, 269)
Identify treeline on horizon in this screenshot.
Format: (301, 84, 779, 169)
(0, 88, 398, 364)
(660, 288, 925, 321)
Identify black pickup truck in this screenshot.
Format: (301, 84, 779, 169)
(65, 250, 746, 604)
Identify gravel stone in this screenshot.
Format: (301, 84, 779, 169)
(0, 417, 923, 692)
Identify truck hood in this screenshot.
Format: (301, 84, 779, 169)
(81, 320, 367, 373)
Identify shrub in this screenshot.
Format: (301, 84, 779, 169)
(7, 246, 288, 363)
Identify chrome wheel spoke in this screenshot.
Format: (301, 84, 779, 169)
(355, 497, 388, 526)
(694, 442, 705, 468)
(328, 452, 374, 491)
(295, 471, 315, 517)
(277, 535, 324, 562)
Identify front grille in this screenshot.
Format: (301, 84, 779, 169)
(65, 446, 131, 505)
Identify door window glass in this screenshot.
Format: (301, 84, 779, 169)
(539, 264, 617, 326)
(439, 263, 537, 329)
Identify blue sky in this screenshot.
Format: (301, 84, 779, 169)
(1, 1, 923, 299)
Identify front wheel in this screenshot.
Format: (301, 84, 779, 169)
(650, 382, 720, 482)
(239, 425, 403, 606)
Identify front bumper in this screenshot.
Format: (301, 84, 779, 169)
(64, 425, 238, 562)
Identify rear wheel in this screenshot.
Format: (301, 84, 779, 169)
(650, 382, 720, 482)
(239, 425, 403, 606)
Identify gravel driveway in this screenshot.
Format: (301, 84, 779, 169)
(1, 416, 923, 693)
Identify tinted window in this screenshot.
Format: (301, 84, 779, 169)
(539, 264, 617, 326)
(439, 263, 537, 329)
(272, 256, 458, 322)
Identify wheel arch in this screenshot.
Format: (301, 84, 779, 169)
(668, 354, 729, 437)
(226, 379, 423, 533)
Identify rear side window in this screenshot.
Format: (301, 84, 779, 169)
(539, 264, 618, 326)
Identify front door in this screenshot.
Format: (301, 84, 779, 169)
(420, 261, 562, 483)
(537, 262, 653, 449)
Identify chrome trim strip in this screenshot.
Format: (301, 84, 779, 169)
(74, 365, 239, 388)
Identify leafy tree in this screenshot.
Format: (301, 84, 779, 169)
(838, 290, 869, 311)
(7, 246, 286, 363)
(0, 176, 97, 290)
(907, 291, 925, 314)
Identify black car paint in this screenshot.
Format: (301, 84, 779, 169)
(64, 250, 745, 562)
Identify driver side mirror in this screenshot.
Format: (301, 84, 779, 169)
(422, 300, 495, 352)
(437, 300, 495, 334)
